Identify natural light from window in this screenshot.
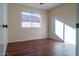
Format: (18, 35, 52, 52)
(55, 19, 76, 45)
(21, 12, 41, 28)
(64, 24, 76, 45)
(55, 19, 64, 40)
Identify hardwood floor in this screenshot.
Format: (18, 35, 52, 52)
(6, 38, 75, 56)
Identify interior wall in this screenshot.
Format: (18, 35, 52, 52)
(48, 4, 76, 41)
(8, 4, 48, 43)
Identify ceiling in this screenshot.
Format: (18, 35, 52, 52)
(21, 3, 61, 10)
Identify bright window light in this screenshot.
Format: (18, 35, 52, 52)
(64, 24, 76, 45)
(55, 19, 76, 45)
(32, 22, 40, 28)
(22, 21, 31, 28)
(21, 12, 41, 28)
(55, 19, 64, 40)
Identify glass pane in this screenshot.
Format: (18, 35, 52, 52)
(32, 13, 41, 23)
(32, 22, 40, 28)
(22, 12, 31, 16)
(32, 13, 41, 28)
(21, 12, 31, 21)
(21, 12, 41, 28)
(21, 12, 31, 28)
(22, 21, 31, 28)
(32, 13, 41, 18)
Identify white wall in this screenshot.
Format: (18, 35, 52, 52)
(8, 4, 48, 43)
(48, 4, 76, 41)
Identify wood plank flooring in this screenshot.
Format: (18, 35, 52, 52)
(5, 38, 75, 56)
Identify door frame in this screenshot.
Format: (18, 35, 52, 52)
(2, 3, 8, 56)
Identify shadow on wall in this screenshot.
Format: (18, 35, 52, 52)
(55, 19, 76, 46)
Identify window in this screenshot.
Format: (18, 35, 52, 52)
(21, 12, 41, 28)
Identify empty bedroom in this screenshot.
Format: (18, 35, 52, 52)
(0, 3, 77, 56)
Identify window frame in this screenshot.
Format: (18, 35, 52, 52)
(21, 11, 41, 28)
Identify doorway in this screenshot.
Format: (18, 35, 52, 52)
(0, 3, 8, 56)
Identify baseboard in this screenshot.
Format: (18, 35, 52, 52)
(48, 38, 64, 42)
(8, 38, 49, 44)
(8, 37, 64, 44)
